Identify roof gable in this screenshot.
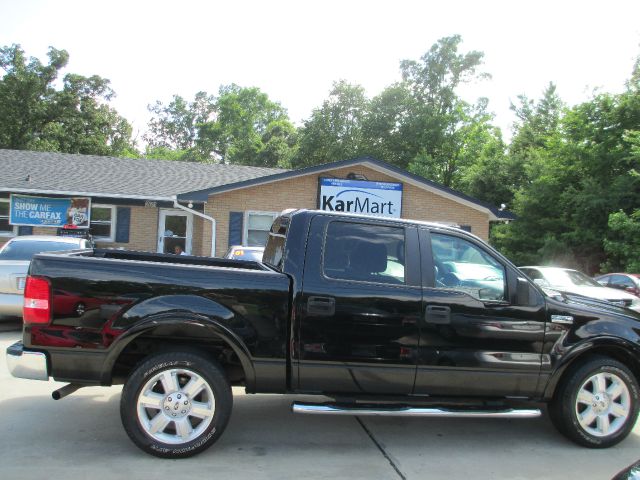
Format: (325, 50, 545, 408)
(178, 156, 515, 220)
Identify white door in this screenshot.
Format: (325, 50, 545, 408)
(158, 209, 193, 255)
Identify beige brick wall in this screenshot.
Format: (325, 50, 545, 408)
(0, 206, 160, 252)
(203, 165, 492, 257)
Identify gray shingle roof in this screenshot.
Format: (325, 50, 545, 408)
(0, 149, 286, 200)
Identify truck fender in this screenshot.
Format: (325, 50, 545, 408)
(101, 295, 256, 389)
(542, 335, 640, 400)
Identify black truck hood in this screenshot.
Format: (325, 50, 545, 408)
(543, 288, 640, 323)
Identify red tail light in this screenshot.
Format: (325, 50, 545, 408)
(23, 276, 51, 325)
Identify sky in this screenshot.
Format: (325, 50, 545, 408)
(1, 0, 639, 145)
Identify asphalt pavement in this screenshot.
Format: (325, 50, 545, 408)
(1, 328, 639, 480)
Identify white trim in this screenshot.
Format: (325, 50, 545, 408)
(205, 161, 501, 220)
(91, 204, 117, 242)
(1, 187, 174, 202)
(172, 198, 217, 257)
(158, 209, 194, 254)
(243, 210, 279, 247)
(0, 198, 18, 237)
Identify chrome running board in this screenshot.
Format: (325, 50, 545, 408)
(291, 402, 541, 418)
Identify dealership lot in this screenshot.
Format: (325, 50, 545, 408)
(1, 329, 639, 480)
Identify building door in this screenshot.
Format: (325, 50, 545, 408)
(158, 209, 193, 255)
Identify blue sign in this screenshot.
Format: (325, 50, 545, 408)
(318, 178, 403, 218)
(10, 195, 91, 228)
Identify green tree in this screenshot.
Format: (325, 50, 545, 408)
(602, 209, 640, 272)
(144, 91, 216, 161)
(492, 66, 640, 273)
(292, 81, 370, 168)
(0, 44, 135, 156)
(196, 84, 296, 166)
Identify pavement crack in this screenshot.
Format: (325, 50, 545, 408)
(356, 416, 406, 480)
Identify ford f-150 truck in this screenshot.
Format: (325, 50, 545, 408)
(7, 209, 640, 457)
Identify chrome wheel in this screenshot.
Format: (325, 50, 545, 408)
(575, 372, 631, 437)
(136, 368, 216, 445)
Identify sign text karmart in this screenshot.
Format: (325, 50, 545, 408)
(318, 178, 403, 218)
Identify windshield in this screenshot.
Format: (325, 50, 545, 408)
(0, 240, 81, 261)
(543, 269, 602, 288)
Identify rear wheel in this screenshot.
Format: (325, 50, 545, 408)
(549, 356, 639, 448)
(120, 351, 232, 458)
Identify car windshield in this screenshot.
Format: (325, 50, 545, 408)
(0, 240, 81, 261)
(543, 269, 602, 288)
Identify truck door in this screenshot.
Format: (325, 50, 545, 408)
(414, 228, 546, 396)
(297, 215, 421, 394)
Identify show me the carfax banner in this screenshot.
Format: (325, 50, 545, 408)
(9, 194, 91, 228)
(318, 178, 403, 218)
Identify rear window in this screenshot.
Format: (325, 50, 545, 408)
(0, 240, 82, 261)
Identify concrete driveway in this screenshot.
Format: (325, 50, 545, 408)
(1, 328, 639, 480)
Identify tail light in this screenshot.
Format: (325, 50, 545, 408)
(23, 276, 51, 324)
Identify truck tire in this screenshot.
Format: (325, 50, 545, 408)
(120, 351, 232, 458)
(549, 356, 639, 448)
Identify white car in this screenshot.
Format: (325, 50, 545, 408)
(520, 266, 640, 312)
(0, 235, 91, 318)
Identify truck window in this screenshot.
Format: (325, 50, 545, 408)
(430, 232, 506, 301)
(323, 221, 405, 285)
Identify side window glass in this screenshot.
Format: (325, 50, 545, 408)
(596, 275, 610, 286)
(430, 233, 506, 301)
(610, 275, 634, 288)
(323, 221, 405, 285)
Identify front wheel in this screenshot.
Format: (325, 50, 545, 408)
(120, 351, 232, 458)
(549, 356, 639, 448)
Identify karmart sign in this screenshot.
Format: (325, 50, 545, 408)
(318, 178, 403, 218)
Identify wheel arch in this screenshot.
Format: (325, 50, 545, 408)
(102, 313, 256, 391)
(543, 337, 640, 400)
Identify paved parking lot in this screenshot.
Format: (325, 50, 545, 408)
(1, 328, 639, 480)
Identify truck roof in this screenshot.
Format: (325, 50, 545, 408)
(283, 208, 480, 238)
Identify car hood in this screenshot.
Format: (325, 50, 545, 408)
(547, 284, 636, 301)
(543, 288, 640, 320)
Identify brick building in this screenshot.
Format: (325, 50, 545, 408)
(0, 150, 513, 256)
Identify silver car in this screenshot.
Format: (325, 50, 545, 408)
(0, 235, 91, 318)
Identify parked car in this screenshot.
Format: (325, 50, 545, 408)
(520, 266, 640, 312)
(595, 273, 640, 298)
(224, 245, 265, 261)
(0, 235, 91, 318)
(7, 210, 640, 458)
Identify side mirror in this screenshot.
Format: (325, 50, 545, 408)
(517, 277, 531, 305)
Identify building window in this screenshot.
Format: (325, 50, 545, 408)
(91, 204, 116, 242)
(0, 199, 17, 237)
(244, 211, 278, 247)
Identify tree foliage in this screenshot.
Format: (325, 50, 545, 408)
(146, 85, 297, 166)
(0, 44, 134, 156)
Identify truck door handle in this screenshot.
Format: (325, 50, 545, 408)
(307, 296, 336, 316)
(425, 305, 451, 324)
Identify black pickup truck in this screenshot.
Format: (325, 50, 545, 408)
(7, 209, 640, 457)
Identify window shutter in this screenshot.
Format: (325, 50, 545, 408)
(17, 226, 33, 236)
(228, 212, 244, 247)
(115, 207, 131, 243)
